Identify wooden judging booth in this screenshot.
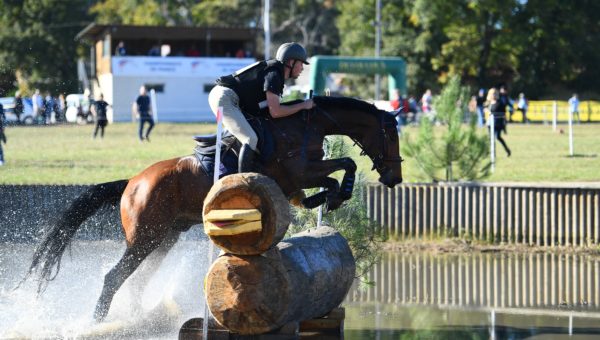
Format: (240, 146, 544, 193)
(180, 173, 355, 339)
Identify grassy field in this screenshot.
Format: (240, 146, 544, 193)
(0, 122, 598, 184)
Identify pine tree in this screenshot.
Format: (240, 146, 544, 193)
(402, 76, 491, 182)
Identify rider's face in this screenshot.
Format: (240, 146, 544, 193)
(289, 60, 304, 79)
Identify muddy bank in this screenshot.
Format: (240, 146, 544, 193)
(384, 238, 600, 257)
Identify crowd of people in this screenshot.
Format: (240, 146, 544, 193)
(113, 40, 253, 59)
(391, 85, 528, 159)
(26, 90, 67, 125)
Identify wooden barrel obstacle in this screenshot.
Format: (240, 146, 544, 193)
(180, 173, 355, 339)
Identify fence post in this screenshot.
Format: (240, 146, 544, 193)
(552, 101, 558, 131)
(569, 109, 574, 156)
(490, 117, 496, 172)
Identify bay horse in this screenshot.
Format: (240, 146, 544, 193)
(25, 95, 403, 322)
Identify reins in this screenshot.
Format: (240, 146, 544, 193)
(314, 105, 403, 173)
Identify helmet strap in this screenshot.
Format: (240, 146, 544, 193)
(287, 60, 298, 78)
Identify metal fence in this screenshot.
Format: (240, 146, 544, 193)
(365, 183, 600, 247)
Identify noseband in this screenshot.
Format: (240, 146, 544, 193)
(315, 106, 403, 174)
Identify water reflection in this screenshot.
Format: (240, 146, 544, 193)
(344, 252, 600, 338)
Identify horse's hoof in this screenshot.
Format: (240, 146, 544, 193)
(325, 198, 344, 212)
(302, 191, 328, 209)
(93, 306, 108, 323)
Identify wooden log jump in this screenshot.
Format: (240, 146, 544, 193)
(205, 226, 355, 335)
(202, 173, 291, 255)
(181, 173, 354, 337)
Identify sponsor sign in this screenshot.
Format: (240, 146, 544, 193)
(112, 57, 255, 77)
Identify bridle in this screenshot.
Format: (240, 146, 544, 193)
(314, 106, 404, 174)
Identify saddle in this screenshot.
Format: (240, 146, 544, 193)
(193, 117, 277, 178)
(193, 131, 239, 179)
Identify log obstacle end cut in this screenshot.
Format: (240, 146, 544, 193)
(205, 226, 355, 335)
(203, 173, 291, 255)
(204, 209, 262, 236)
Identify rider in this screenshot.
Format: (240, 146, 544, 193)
(208, 42, 314, 172)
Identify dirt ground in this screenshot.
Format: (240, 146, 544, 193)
(384, 238, 600, 258)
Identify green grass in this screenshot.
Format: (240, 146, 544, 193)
(0, 122, 598, 184)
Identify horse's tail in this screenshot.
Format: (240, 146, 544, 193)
(23, 179, 129, 293)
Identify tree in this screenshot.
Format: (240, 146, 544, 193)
(401, 76, 490, 182)
(0, 0, 92, 95)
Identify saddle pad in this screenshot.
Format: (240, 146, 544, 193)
(194, 143, 238, 179)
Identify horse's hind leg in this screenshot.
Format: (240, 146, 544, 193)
(126, 229, 181, 312)
(93, 240, 160, 322)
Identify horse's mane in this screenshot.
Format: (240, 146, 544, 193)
(313, 96, 386, 118)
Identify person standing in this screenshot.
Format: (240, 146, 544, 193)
(56, 94, 66, 123)
(32, 89, 44, 123)
(421, 89, 433, 116)
(516, 93, 528, 123)
(498, 85, 513, 122)
(568, 93, 580, 123)
(476, 88, 486, 127)
(134, 86, 154, 141)
(115, 41, 127, 56)
(92, 93, 110, 139)
(487, 88, 511, 157)
(13, 91, 24, 124)
(0, 102, 6, 165)
(44, 92, 54, 124)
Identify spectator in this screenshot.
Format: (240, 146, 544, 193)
(468, 95, 478, 122)
(186, 44, 200, 57)
(57, 94, 66, 123)
(516, 92, 528, 123)
(148, 44, 160, 56)
(0, 102, 6, 165)
(476, 88, 486, 127)
(421, 89, 433, 116)
(134, 86, 154, 142)
(568, 93, 580, 123)
(82, 88, 94, 116)
(487, 88, 511, 157)
(92, 93, 110, 139)
(498, 85, 513, 122)
(13, 91, 24, 124)
(408, 95, 419, 123)
(390, 89, 407, 126)
(32, 89, 44, 121)
(44, 92, 54, 124)
(235, 48, 245, 58)
(115, 41, 127, 56)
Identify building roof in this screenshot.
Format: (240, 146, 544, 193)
(76, 23, 257, 41)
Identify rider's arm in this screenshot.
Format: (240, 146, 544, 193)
(266, 91, 313, 119)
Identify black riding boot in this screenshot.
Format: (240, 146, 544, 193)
(238, 143, 258, 173)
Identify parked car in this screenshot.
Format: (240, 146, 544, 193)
(65, 94, 94, 124)
(0, 96, 37, 125)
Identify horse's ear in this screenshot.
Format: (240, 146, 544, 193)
(392, 107, 403, 117)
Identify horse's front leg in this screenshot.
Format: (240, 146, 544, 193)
(297, 157, 357, 211)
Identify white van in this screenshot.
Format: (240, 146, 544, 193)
(65, 94, 94, 124)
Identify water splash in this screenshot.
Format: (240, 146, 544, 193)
(1, 238, 210, 339)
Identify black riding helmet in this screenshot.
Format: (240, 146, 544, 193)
(276, 42, 309, 78)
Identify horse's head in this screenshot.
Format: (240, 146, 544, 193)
(372, 112, 403, 188)
(312, 96, 403, 188)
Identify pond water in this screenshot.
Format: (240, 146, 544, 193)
(1, 238, 599, 339)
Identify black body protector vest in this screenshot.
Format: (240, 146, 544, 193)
(215, 60, 285, 117)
